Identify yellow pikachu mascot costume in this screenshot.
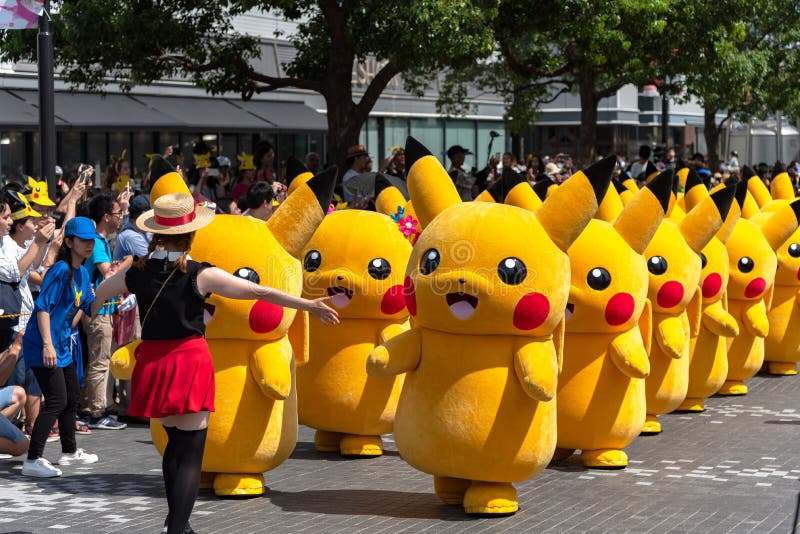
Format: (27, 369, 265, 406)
(555, 168, 670, 468)
(746, 168, 800, 375)
(678, 173, 742, 411)
(368, 136, 609, 515)
(112, 157, 338, 496)
(721, 188, 800, 394)
(296, 176, 413, 456)
(641, 170, 731, 434)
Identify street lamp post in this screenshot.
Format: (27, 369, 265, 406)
(37, 0, 56, 193)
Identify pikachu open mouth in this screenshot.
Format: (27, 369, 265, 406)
(446, 292, 479, 320)
(203, 303, 216, 325)
(328, 286, 354, 308)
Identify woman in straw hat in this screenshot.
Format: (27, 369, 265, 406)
(92, 192, 339, 534)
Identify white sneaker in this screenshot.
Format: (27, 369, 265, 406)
(57, 448, 98, 465)
(21, 457, 62, 478)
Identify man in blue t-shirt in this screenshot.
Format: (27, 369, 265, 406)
(82, 193, 130, 430)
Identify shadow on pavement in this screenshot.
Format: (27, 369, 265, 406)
(268, 488, 477, 521)
(290, 441, 402, 460)
(0, 469, 164, 498)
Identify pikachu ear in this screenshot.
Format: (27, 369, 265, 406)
(286, 156, 314, 196)
(770, 170, 796, 201)
(595, 180, 626, 223)
(374, 174, 408, 216)
(532, 177, 555, 201)
(675, 167, 690, 193)
(267, 166, 337, 258)
(613, 169, 671, 254)
(149, 155, 191, 203)
(644, 160, 660, 183)
(504, 181, 543, 211)
(27, 175, 36, 188)
(536, 155, 613, 251)
(742, 165, 773, 208)
(682, 169, 708, 211)
(476, 167, 527, 203)
(678, 184, 735, 253)
(741, 189, 761, 219)
(620, 176, 639, 194)
(405, 136, 461, 228)
(755, 199, 800, 250)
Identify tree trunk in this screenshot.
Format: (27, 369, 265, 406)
(577, 79, 600, 168)
(704, 107, 721, 172)
(324, 97, 365, 176)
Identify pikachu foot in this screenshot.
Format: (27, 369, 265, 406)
(199, 471, 215, 490)
(314, 430, 342, 453)
(433, 475, 471, 505)
(641, 414, 662, 435)
(767, 362, 798, 376)
(550, 447, 575, 463)
(676, 398, 705, 412)
(581, 449, 628, 469)
(718, 380, 748, 395)
(213, 473, 264, 497)
(463, 481, 518, 516)
(340, 434, 383, 457)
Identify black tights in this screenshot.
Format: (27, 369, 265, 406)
(162, 426, 207, 534)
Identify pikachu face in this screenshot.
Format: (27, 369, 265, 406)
(301, 210, 412, 320)
(725, 220, 777, 301)
(697, 237, 730, 305)
(566, 221, 648, 334)
(643, 221, 703, 314)
(191, 215, 302, 341)
(406, 202, 570, 337)
(774, 228, 800, 287)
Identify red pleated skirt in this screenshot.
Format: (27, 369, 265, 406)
(128, 336, 215, 418)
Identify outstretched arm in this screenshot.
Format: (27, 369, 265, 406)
(91, 265, 131, 317)
(367, 328, 422, 377)
(196, 267, 338, 325)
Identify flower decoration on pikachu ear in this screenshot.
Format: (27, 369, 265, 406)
(194, 152, 212, 169)
(397, 213, 420, 244)
(26, 176, 55, 207)
(237, 152, 256, 171)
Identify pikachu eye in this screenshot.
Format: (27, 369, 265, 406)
(647, 256, 668, 275)
(789, 243, 800, 258)
(497, 257, 527, 285)
(367, 258, 391, 280)
(234, 267, 260, 284)
(586, 267, 611, 290)
(738, 256, 754, 273)
(304, 250, 322, 272)
(699, 253, 707, 268)
(420, 249, 440, 275)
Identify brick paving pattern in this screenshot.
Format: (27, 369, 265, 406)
(1, 371, 799, 533)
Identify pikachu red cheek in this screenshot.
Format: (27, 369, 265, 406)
(380, 284, 406, 315)
(403, 276, 417, 317)
(702, 273, 723, 299)
(796, 266, 800, 281)
(604, 292, 635, 326)
(249, 301, 284, 333)
(513, 292, 550, 330)
(656, 281, 684, 309)
(744, 277, 766, 298)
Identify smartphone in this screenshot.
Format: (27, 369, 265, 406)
(51, 211, 65, 229)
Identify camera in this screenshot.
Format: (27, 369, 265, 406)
(52, 211, 65, 229)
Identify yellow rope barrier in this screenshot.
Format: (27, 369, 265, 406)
(0, 299, 124, 319)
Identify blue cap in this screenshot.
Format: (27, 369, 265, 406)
(64, 216, 100, 240)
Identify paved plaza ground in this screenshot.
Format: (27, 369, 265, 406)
(1, 370, 800, 533)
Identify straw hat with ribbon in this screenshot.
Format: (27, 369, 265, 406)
(136, 193, 214, 235)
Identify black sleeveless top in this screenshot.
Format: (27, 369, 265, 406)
(125, 257, 212, 340)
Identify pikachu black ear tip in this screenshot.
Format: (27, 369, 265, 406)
(493, 167, 526, 202)
(149, 154, 176, 180)
(741, 165, 756, 180)
(684, 168, 703, 193)
(774, 162, 786, 175)
(710, 183, 737, 222)
(790, 199, 800, 225)
(532, 177, 554, 201)
(307, 166, 337, 215)
(582, 155, 615, 205)
(645, 170, 672, 213)
(286, 156, 308, 186)
(645, 160, 659, 178)
(374, 173, 394, 199)
(612, 179, 627, 194)
(734, 181, 748, 209)
(405, 136, 431, 170)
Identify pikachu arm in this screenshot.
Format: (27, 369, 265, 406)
(367, 327, 421, 377)
(292, 310, 310, 366)
(110, 339, 141, 380)
(686, 289, 702, 337)
(512, 337, 558, 402)
(250, 338, 293, 400)
(608, 327, 650, 379)
(379, 319, 410, 345)
(702, 300, 739, 338)
(639, 299, 653, 355)
(742, 299, 769, 338)
(654, 314, 688, 359)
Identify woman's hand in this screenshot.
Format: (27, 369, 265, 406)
(34, 221, 56, 245)
(43, 342, 57, 368)
(306, 297, 340, 325)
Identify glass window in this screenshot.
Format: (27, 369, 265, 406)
(0, 131, 26, 183)
(362, 117, 379, 159)
(477, 122, 505, 170)
(410, 119, 444, 164)
(108, 131, 130, 163)
(131, 131, 154, 179)
(237, 134, 254, 156)
(86, 133, 106, 178)
(445, 119, 476, 169)
(57, 131, 82, 177)
(383, 118, 409, 160)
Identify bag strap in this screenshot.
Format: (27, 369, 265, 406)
(140, 267, 178, 331)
